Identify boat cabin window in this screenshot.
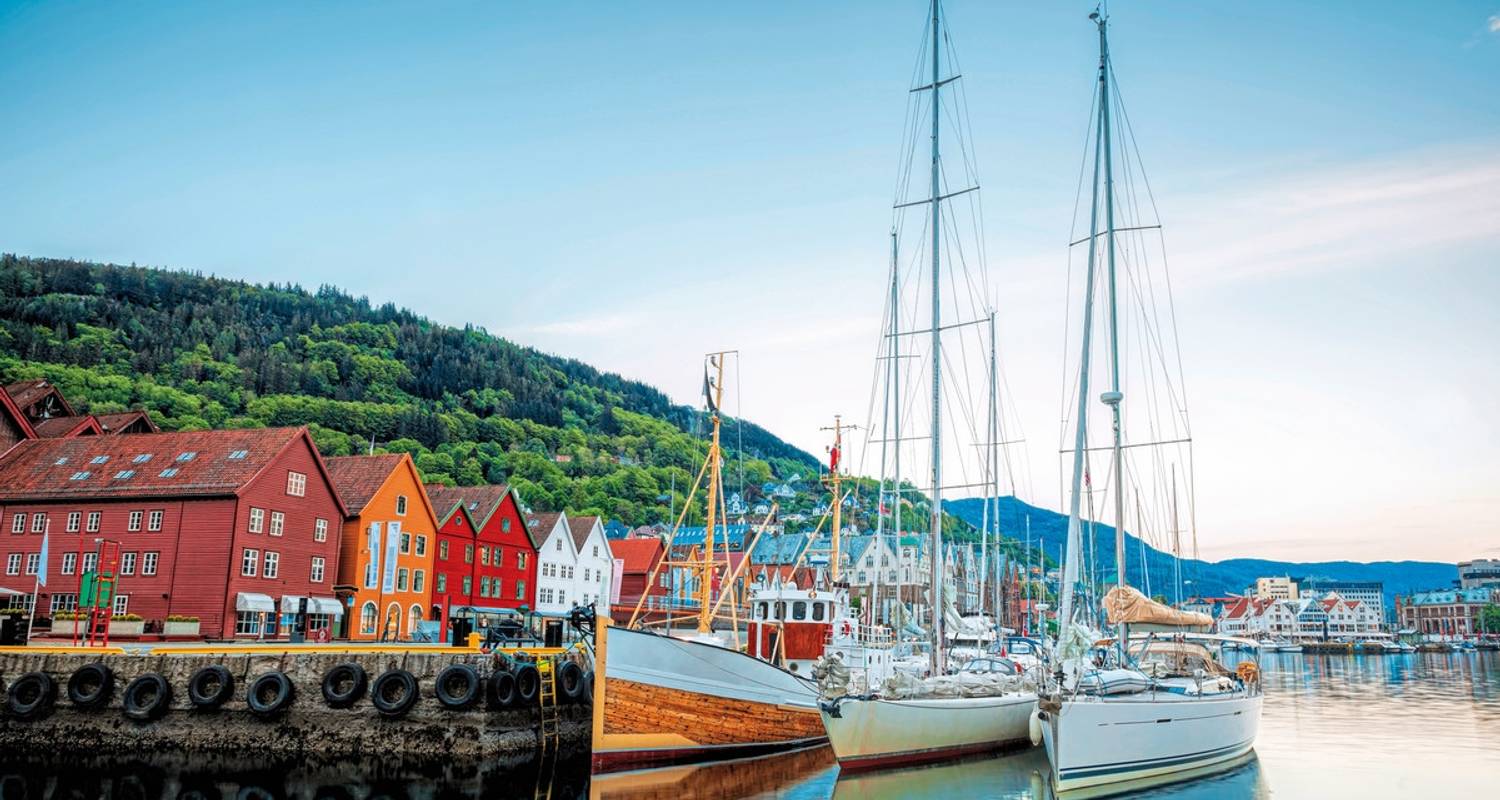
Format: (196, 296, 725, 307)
(812, 602, 826, 622)
(754, 602, 767, 620)
(792, 601, 807, 621)
(775, 601, 786, 620)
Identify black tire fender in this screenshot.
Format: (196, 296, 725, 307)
(245, 671, 294, 718)
(582, 669, 595, 705)
(370, 669, 419, 717)
(434, 664, 481, 710)
(512, 663, 540, 705)
(67, 662, 115, 709)
(557, 661, 586, 704)
(321, 662, 368, 709)
(122, 673, 172, 722)
(487, 669, 517, 709)
(187, 665, 235, 709)
(7, 671, 57, 720)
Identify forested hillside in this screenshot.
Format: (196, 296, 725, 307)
(0, 255, 819, 525)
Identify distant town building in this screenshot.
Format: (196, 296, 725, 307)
(1396, 588, 1499, 637)
(1458, 559, 1500, 590)
(427, 484, 538, 627)
(1251, 576, 1299, 601)
(1298, 579, 1386, 622)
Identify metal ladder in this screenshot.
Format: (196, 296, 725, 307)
(536, 657, 560, 754)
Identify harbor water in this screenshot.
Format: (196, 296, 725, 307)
(1, 651, 1495, 798)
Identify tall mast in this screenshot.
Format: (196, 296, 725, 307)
(1024, 514, 1031, 636)
(697, 352, 729, 633)
(873, 231, 899, 625)
(822, 415, 852, 584)
(1095, 11, 1129, 658)
(1057, 9, 1112, 644)
(985, 311, 1000, 620)
(1172, 465, 1182, 606)
(926, 0, 946, 676)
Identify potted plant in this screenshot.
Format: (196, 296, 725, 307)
(108, 613, 145, 637)
(51, 610, 86, 635)
(163, 614, 201, 637)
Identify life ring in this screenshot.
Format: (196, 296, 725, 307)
(313, 626, 331, 643)
(557, 661, 586, 704)
(7, 671, 57, 720)
(840, 619, 853, 638)
(1236, 661, 1260, 684)
(512, 663, 540, 705)
(246, 671, 295, 718)
(321, 663, 368, 709)
(186, 665, 235, 709)
(434, 664, 482, 710)
(487, 670, 518, 708)
(122, 673, 172, 722)
(67, 662, 115, 710)
(808, 590, 817, 599)
(371, 669, 419, 716)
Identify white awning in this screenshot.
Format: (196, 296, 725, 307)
(236, 593, 276, 613)
(281, 595, 343, 617)
(280, 594, 305, 612)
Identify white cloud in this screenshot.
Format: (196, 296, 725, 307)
(1489, 15, 1500, 34)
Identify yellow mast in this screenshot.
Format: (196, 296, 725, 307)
(820, 415, 854, 584)
(697, 352, 729, 633)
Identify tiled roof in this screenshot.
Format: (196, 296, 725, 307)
(568, 515, 600, 551)
(31, 415, 101, 438)
(426, 484, 510, 529)
(611, 537, 663, 574)
(3, 380, 73, 416)
(0, 427, 312, 501)
(95, 410, 159, 434)
(324, 454, 405, 513)
(526, 511, 564, 541)
(672, 524, 751, 547)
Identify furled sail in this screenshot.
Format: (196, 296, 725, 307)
(1103, 586, 1212, 631)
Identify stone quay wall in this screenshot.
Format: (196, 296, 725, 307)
(0, 648, 590, 759)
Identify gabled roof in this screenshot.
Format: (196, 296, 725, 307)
(0, 427, 344, 514)
(425, 484, 511, 530)
(95, 410, 159, 435)
(611, 537, 664, 574)
(568, 515, 601, 551)
(324, 453, 406, 514)
(31, 415, 103, 438)
(526, 511, 566, 547)
(3, 380, 75, 418)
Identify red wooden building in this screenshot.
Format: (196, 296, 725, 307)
(608, 536, 669, 625)
(0, 380, 158, 455)
(425, 484, 538, 628)
(0, 427, 346, 639)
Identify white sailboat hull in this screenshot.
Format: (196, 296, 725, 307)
(1040, 691, 1261, 794)
(820, 692, 1037, 771)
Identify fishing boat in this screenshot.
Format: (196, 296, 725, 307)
(1037, 10, 1262, 795)
(817, 0, 1037, 771)
(590, 354, 825, 772)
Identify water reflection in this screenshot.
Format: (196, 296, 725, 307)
(1, 653, 1495, 799)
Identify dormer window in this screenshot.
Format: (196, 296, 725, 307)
(396, 495, 408, 515)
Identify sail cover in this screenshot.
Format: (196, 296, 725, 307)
(1103, 586, 1213, 631)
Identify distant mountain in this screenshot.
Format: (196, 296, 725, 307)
(946, 496, 1457, 605)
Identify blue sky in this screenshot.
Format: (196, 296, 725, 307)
(3, 2, 1498, 562)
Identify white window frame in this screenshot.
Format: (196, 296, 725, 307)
(412, 569, 425, 594)
(127, 511, 142, 531)
(82, 552, 97, 573)
(235, 611, 262, 636)
(66, 512, 80, 532)
(87, 511, 101, 532)
(142, 551, 159, 576)
(249, 507, 265, 533)
(24, 553, 40, 576)
(119, 552, 136, 575)
(314, 518, 328, 542)
(147, 510, 163, 531)
(61, 552, 76, 575)
(112, 594, 129, 616)
(263, 551, 279, 579)
(310, 556, 325, 583)
(286, 471, 307, 497)
(32, 512, 46, 532)
(11, 514, 24, 534)
(5, 554, 20, 575)
(269, 511, 284, 537)
(242, 548, 259, 577)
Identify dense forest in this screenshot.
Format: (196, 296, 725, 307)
(0, 255, 1034, 556)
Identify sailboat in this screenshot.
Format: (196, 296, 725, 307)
(590, 353, 826, 772)
(1037, 10, 1262, 795)
(817, 0, 1037, 771)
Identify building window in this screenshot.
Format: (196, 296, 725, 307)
(412, 570, 425, 594)
(24, 553, 40, 576)
(464, 544, 474, 564)
(90, 455, 110, 464)
(396, 495, 407, 515)
(249, 508, 265, 533)
(314, 518, 328, 542)
(462, 576, 472, 596)
(436, 573, 447, 593)
(61, 552, 76, 575)
(127, 511, 142, 531)
(540, 588, 552, 605)
(501, 518, 511, 533)
(556, 539, 562, 551)
(32, 513, 46, 533)
(82, 552, 97, 573)
(439, 540, 449, 560)
(142, 552, 159, 576)
(159, 468, 179, 478)
(148, 510, 163, 531)
(593, 545, 599, 557)
(310, 556, 325, 583)
(6, 554, 20, 575)
(400, 532, 411, 555)
(176, 451, 196, 462)
(584, 568, 590, 582)
(397, 568, 409, 592)
(269, 511, 284, 537)
(518, 552, 527, 569)
(120, 552, 136, 575)
(112, 594, 129, 616)
(286, 471, 306, 497)
(479, 577, 490, 598)
(242, 548, 259, 577)
(228, 449, 248, 460)
(479, 546, 489, 566)
(10, 514, 23, 534)
(235, 611, 262, 636)
(558, 590, 565, 605)
(50, 594, 78, 614)
(360, 602, 378, 635)
(66, 512, 80, 532)
(87, 512, 101, 532)
(516, 580, 525, 600)
(415, 535, 427, 557)
(69, 471, 91, 481)
(263, 552, 279, 579)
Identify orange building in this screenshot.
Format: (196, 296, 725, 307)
(325, 453, 439, 641)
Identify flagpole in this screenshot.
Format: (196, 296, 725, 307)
(25, 519, 48, 645)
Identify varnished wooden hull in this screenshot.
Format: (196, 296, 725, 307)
(592, 622, 825, 772)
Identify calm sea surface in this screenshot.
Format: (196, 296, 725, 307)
(2, 651, 1496, 799)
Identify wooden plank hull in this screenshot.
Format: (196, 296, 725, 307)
(592, 623, 825, 772)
